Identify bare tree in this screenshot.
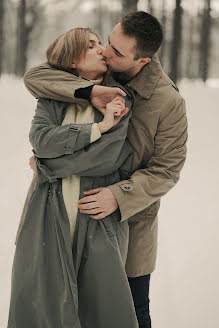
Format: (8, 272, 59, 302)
(94, 0, 104, 39)
(186, 15, 195, 79)
(15, 0, 39, 76)
(0, 0, 5, 76)
(122, 0, 138, 15)
(199, 0, 211, 82)
(159, 0, 166, 64)
(15, 0, 26, 76)
(169, 0, 183, 83)
(147, 0, 154, 15)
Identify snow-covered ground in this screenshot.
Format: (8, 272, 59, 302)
(0, 76, 218, 328)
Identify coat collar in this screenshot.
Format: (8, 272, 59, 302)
(127, 54, 163, 100)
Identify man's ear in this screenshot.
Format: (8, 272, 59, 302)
(140, 57, 151, 65)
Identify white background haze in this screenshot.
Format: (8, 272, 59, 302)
(0, 77, 218, 327)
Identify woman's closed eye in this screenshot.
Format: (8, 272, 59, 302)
(88, 39, 103, 50)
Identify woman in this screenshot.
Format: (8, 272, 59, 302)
(7, 28, 138, 328)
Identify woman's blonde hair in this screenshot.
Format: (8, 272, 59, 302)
(46, 28, 99, 73)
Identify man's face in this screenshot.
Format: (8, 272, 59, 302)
(102, 23, 140, 74)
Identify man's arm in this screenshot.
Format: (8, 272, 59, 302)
(79, 98, 187, 221)
(24, 63, 94, 103)
(24, 63, 126, 110)
(107, 98, 188, 221)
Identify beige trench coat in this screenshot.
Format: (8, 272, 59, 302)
(24, 54, 188, 276)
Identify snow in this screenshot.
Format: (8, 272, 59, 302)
(0, 75, 218, 328)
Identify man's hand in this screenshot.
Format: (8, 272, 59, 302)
(78, 187, 118, 220)
(91, 85, 126, 115)
(29, 155, 37, 173)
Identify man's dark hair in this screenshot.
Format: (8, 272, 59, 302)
(120, 11, 163, 59)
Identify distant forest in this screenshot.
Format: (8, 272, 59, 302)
(0, 0, 218, 83)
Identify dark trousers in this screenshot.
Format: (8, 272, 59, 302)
(128, 274, 151, 328)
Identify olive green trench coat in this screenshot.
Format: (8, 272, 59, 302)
(8, 81, 139, 327)
(24, 55, 188, 276)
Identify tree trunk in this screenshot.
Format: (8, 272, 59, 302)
(0, 0, 4, 76)
(159, 0, 166, 65)
(147, 0, 154, 15)
(169, 0, 183, 84)
(199, 0, 211, 82)
(186, 15, 195, 79)
(122, 0, 138, 16)
(15, 0, 27, 76)
(95, 0, 103, 39)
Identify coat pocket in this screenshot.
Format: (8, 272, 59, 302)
(101, 217, 119, 252)
(102, 216, 117, 237)
(102, 216, 129, 264)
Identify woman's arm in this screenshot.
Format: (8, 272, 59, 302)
(29, 97, 128, 159)
(36, 114, 133, 183)
(34, 96, 133, 182)
(29, 98, 98, 158)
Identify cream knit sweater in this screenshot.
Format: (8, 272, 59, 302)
(61, 79, 102, 243)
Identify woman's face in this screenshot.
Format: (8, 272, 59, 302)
(73, 33, 107, 80)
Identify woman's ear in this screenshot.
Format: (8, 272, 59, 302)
(71, 63, 76, 68)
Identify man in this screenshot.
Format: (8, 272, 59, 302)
(24, 11, 187, 327)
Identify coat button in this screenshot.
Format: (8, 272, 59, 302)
(120, 184, 133, 191)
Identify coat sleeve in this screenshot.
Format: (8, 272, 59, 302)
(107, 98, 188, 221)
(35, 109, 133, 182)
(24, 63, 94, 103)
(29, 98, 99, 158)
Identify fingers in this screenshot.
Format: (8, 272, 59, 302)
(90, 212, 107, 220)
(113, 95, 125, 101)
(29, 155, 34, 166)
(78, 194, 97, 204)
(110, 104, 124, 116)
(29, 155, 37, 173)
(106, 100, 126, 116)
(113, 107, 129, 125)
(110, 96, 125, 105)
(114, 88, 126, 97)
(78, 202, 98, 210)
(83, 187, 104, 195)
(78, 187, 104, 204)
(79, 207, 102, 215)
(109, 97, 126, 115)
(120, 107, 129, 117)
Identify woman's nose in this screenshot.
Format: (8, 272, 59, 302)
(97, 45, 105, 54)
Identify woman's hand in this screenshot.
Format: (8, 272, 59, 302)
(29, 155, 37, 173)
(91, 85, 126, 115)
(98, 96, 129, 133)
